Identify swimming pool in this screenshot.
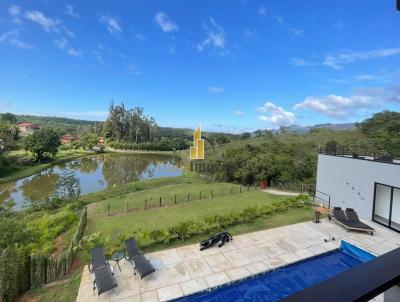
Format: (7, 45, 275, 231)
(173, 241, 376, 302)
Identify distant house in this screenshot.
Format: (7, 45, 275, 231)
(98, 136, 105, 146)
(17, 122, 40, 136)
(61, 134, 78, 145)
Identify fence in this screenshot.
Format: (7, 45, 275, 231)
(0, 207, 87, 302)
(106, 185, 259, 216)
(268, 181, 315, 194)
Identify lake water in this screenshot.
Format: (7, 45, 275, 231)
(0, 153, 184, 210)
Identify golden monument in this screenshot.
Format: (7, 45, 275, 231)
(190, 126, 204, 160)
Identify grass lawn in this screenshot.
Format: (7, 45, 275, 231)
(0, 149, 95, 184)
(86, 188, 296, 242)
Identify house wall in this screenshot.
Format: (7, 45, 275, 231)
(316, 154, 400, 220)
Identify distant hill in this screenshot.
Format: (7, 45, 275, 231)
(287, 123, 356, 133)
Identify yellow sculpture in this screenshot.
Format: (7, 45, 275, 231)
(190, 126, 205, 160)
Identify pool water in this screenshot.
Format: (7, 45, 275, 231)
(174, 241, 375, 302)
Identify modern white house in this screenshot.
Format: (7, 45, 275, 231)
(316, 153, 400, 233)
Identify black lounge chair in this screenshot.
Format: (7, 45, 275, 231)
(124, 238, 141, 261)
(88, 246, 117, 295)
(132, 254, 156, 279)
(329, 207, 375, 235)
(345, 208, 375, 235)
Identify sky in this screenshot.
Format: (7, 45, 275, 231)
(0, 1, 399, 133)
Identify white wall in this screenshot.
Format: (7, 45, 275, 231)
(316, 154, 400, 220)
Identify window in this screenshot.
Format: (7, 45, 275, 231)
(373, 183, 400, 232)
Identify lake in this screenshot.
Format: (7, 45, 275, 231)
(0, 153, 184, 210)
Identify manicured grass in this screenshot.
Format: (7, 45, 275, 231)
(88, 181, 244, 215)
(86, 190, 289, 240)
(0, 149, 95, 184)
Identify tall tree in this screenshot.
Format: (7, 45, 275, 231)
(23, 129, 60, 161)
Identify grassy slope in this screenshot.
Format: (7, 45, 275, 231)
(0, 149, 95, 184)
(86, 189, 289, 240)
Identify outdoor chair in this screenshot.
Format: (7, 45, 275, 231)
(329, 207, 375, 235)
(88, 246, 117, 295)
(132, 254, 156, 279)
(124, 238, 141, 261)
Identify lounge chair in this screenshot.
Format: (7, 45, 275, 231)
(124, 238, 141, 261)
(329, 207, 375, 235)
(89, 246, 117, 295)
(345, 208, 375, 235)
(124, 238, 155, 282)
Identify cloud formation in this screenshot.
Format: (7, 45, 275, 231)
(0, 30, 35, 49)
(234, 110, 244, 116)
(258, 5, 267, 16)
(24, 10, 60, 33)
(155, 12, 178, 33)
(197, 18, 227, 55)
(100, 15, 122, 35)
(257, 102, 296, 126)
(64, 4, 79, 18)
(208, 86, 224, 94)
(8, 4, 22, 24)
(293, 48, 400, 70)
(54, 38, 82, 57)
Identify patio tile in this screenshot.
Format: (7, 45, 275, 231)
(162, 262, 191, 286)
(240, 246, 267, 261)
(223, 250, 252, 267)
(275, 239, 297, 252)
(258, 242, 286, 257)
(177, 245, 202, 262)
(157, 284, 183, 302)
(184, 258, 213, 279)
(204, 253, 233, 273)
(280, 252, 300, 264)
(112, 294, 141, 302)
(180, 278, 208, 296)
(204, 272, 231, 288)
(198, 246, 221, 256)
(109, 275, 140, 301)
(153, 249, 182, 266)
(141, 290, 159, 302)
(225, 266, 252, 281)
(264, 256, 286, 269)
(294, 248, 313, 259)
(307, 244, 327, 256)
(141, 271, 166, 292)
(245, 261, 269, 275)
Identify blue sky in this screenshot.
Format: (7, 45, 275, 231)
(0, 1, 399, 133)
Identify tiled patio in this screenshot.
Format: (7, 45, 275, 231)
(76, 219, 400, 302)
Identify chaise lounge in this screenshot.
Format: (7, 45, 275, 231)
(124, 238, 155, 281)
(329, 207, 375, 235)
(89, 246, 118, 295)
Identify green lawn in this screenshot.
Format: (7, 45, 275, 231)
(0, 149, 95, 184)
(86, 189, 291, 241)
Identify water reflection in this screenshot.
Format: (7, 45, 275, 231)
(0, 153, 184, 210)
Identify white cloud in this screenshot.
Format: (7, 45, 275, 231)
(273, 15, 284, 26)
(154, 12, 178, 33)
(293, 48, 400, 70)
(134, 33, 146, 42)
(24, 10, 60, 33)
(293, 94, 377, 118)
(197, 18, 228, 56)
(258, 5, 267, 16)
(288, 26, 303, 36)
(0, 30, 35, 49)
(127, 64, 141, 75)
(54, 38, 82, 57)
(234, 110, 244, 116)
(100, 15, 121, 35)
(65, 4, 79, 18)
(0, 101, 11, 109)
(208, 86, 224, 94)
(257, 102, 296, 126)
(8, 4, 22, 24)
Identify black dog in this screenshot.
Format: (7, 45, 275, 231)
(200, 231, 233, 251)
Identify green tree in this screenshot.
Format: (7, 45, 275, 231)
(241, 132, 251, 140)
(82, 133, 98, 150)
(359, 111, 400, 156)
(0, 113, 17, 124)
(23, 129, 60, 161)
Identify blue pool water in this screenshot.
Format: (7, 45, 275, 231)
(174, 241, 375, 302)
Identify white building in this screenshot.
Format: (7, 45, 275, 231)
(316, 153, 400, 233)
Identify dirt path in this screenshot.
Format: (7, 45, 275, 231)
(263, 189, 301, 196)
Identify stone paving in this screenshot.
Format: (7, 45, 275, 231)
(76, 219, 400, 302)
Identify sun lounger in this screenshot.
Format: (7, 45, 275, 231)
(132, 254, 156, 279)
(89, 246, 117, 295)
(329, 207, 375, 235)
(124, 238, 141, 261)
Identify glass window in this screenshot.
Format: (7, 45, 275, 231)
(374, 184, 391, 226)
(391, 188, 400, 231)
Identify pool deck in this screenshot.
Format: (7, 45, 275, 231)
(76, 219, 400, 302)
